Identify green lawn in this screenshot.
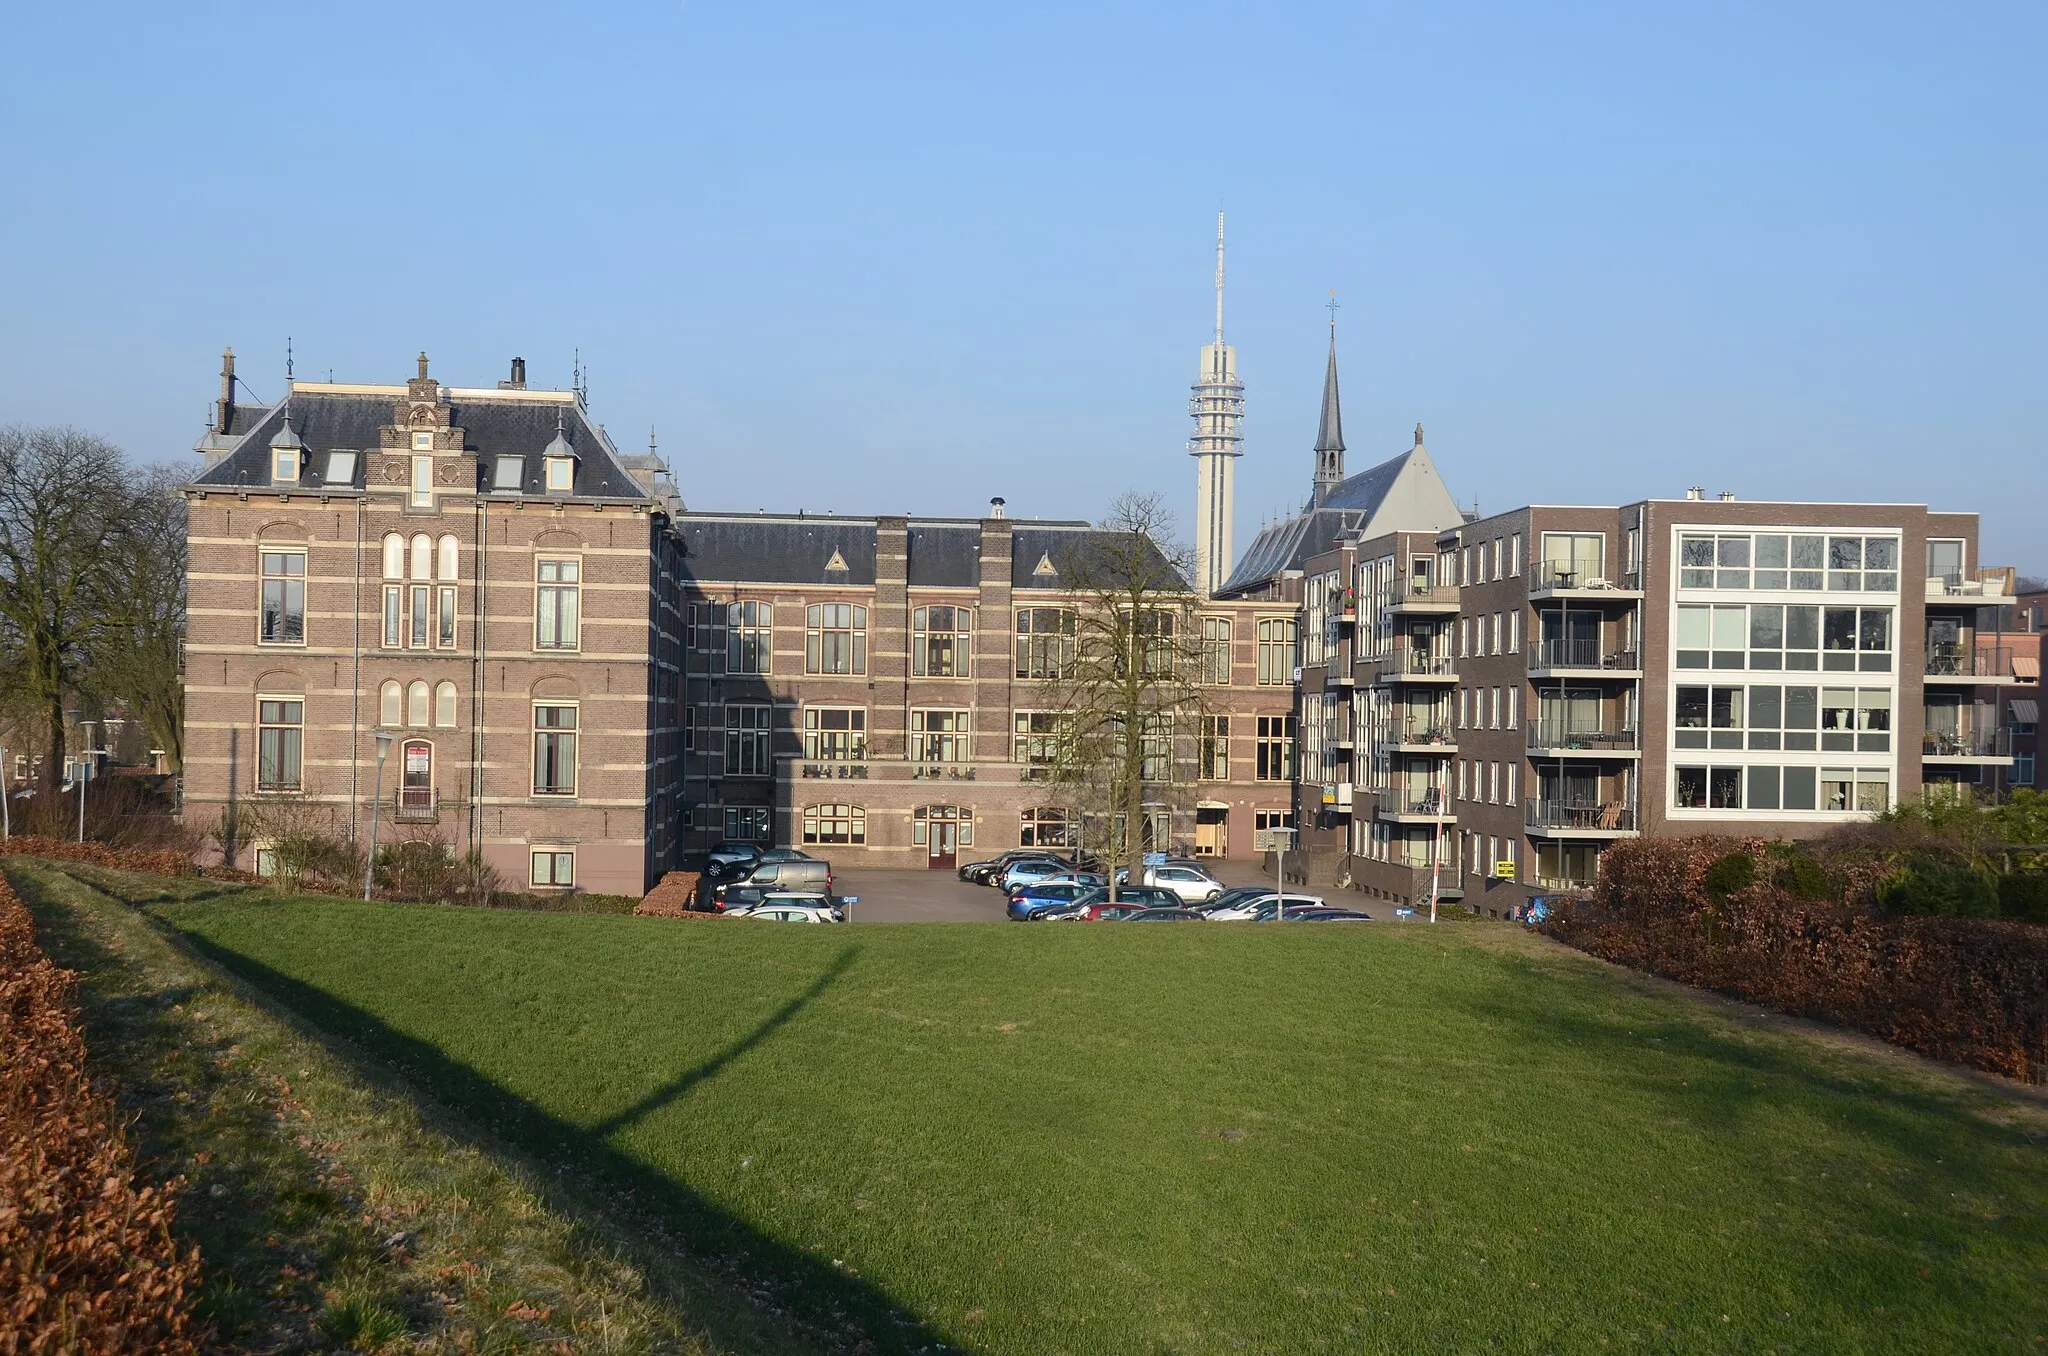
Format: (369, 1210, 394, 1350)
(150, 892, 2046, 1354)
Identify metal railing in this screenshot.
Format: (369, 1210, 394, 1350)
(1396, 580, 1460, 605)
(1528, 641, 1640, 671)
(1525, 802, 1637, 832)
(1924, 646, 2010, 678)
(1531, 561, 1639, 592)
(1389, 724, 1458, 746)
(1922, 728, 2013, 758)
(1526, 723, 1640, 752)
(1393, 652, 1458, 677)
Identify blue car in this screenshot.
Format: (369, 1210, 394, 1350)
(1006, 882, 1095, 920)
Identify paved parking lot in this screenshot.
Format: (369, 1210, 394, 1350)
(835, 858, 1280, 923)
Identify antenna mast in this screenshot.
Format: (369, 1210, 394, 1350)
(1214, 211, 1226, 348)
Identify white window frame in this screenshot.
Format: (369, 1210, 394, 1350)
(256, 695, 303, 791)
(536, 557, 582, 651)
(533, 702, 579, 796)
(259, 549, 307, 646)
(410, 454, 434, 508)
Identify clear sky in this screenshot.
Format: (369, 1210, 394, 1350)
(3, 2, 2042, 572)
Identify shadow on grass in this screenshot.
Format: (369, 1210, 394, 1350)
(158, 923, 959, 1355)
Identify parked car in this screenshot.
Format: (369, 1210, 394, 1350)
(734, 897, 844, 923)
(995, 858, 1068, 893)
(1044, 899, 1162, 922)
(1116, 907, 1208, 922)
(959, 847, 1052, 885)
(1206, 891, 1327, 921)
(705, 841, 763, 880)
(1284, 907, 1374, 923)
(1135, 864, 1224, 905)
(1192, 885, 1278, 914)
(716, 858, 833, 900)
(1028, 871, 1107, 890)
(757, 847, 815, 865)
(1006, 882, 1098, 920)
(1031, 886, 1182, 921)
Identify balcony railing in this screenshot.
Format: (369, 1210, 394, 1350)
(1526, 723, 1640, 753)
(1389, 725, 1458, 746)
(1925, 646, 2010, 679)
(1922, 728, 2013, 758)
(1528, 641, 1641, 672)
(1392, 652, 1458, 677)
(1393, 580, 1461, 607)
(1531, 563, 1640, 593)
(1525, 802, 1637, 833)
(1926, 575, 2009, 601)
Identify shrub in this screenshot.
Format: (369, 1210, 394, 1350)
(0, 834, 197, 877)
(1703, 852, 1755, 898)
(1877, 859, 2001, 919)
(1999, 873, 2048, 926)
(0, 872, 204, 1351)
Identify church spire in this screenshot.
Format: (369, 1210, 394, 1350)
(1312, 298, 1345, 503)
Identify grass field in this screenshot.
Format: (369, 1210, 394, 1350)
(70, 878, 2048, 1352)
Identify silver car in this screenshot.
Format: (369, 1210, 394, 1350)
(1140, 864, 1224, 905)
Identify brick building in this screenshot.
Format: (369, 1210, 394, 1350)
(672, 507, 1301, 867)
(182, 353, 688, 895)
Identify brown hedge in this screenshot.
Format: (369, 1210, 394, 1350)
(0, 836, 197, 879)
(0, 871, 204, 1353)
(1541, 836, 2048, 1084)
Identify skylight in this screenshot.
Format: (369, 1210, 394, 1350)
(325, 451, 358, 484)
(493, 455, 525, 491)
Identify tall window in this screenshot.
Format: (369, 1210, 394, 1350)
(1013, 711, 1068, 775)
(407, 681, 430, 728)
(802, 707, 866, 760)
(435, 681, 458, 729)
(259, 551, 306, 644)
(1015, 608, 1077, 679)
(257, 698, 302, 790)
(1139, 717, 1173, 782)
(1136, 610, 1177, 677)
(912, 605, 971, 677)
(724, 806, 771, 841)
(410, 455, 434, 508)
(726, 704, 773, 775)
(536, 559, 581, 650)
(1020, 807, 1072, 848)
(1540, 533, 1604, 587)
(1257, 618, 1297, 685)
(1256, 715, 1295, 781)
(912, 709, 970, 763)
(436, 534, 459, 649)
(381, 534, 405, 648)
(727, 601, 772, 674)
(805, 603, 867, 675)
(801, 804, 866, 845)
(1200, 617, 1232, 685)
(533, 704, 578, 795)
(1200, 715, 1231, 780)
(400, 739, 433, 809)
(379, 681, 401, 726)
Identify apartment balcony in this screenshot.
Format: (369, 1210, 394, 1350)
(1527, 641, 1643, 680)
(1923, 646, 2020, 686)
(1921, 728, 2014, 765)
(1374, 652, 1459, 685)
(1525, 723, 1643, 758)
(1325, 669, 1357, 689)
(1524, 802, 1639, 838)
(1380, 726, 1459, 756)
(1527, 563, 1645, 601)
(380, 791, 464, 825)
(1925, 575, 2010, 605)
(1388, 581, 1461, 616)
(1375, 792, 1456, 826)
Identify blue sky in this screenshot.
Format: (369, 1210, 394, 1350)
(3, 2, 2042, 572)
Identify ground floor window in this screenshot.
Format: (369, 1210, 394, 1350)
(913, 805, 972, 848)
(724, 806, 771, 841)
(257, 698, 303, 790)
(1254, 810, 1295, 832)
(253, 844, 279, 878)
(802, 803, 866, 844)
(1020, 806, 1072, 848)
(1672, 764, 1887, 813)
(531, 848, 574, 887)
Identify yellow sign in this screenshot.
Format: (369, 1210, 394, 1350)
(1495, 861, 1517, 881)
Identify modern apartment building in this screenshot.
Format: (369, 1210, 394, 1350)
(672, 507, 1301, 867)
(182, 353, 688, 895)
(1295, 493, 2020, 910)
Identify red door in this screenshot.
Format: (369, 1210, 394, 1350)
(918, 805, 963, 869)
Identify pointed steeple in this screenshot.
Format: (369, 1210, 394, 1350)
(1312, 305, 1345, 503)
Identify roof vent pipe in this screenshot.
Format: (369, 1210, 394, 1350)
(1686, 486, 1705, 501)
(1718, 491, 1737, 502)
(990, 496, 1007, 519)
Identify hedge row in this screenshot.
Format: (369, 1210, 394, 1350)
(0, 835, 198, 878)
(1542, 837, 2048, 1084)
(0, 870, 204, 1351)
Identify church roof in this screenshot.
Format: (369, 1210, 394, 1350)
(1313, 339, 1345, 454)
(1218, 442, 1461, 596)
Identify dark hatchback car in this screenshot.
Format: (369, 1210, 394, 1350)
(1117, 907, 1207, 922)
(1029, 886, 1180, 921)
(959, 847, 1051, 885)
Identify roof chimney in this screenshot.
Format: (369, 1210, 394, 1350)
(498, 356, 527, 390)
(989, 496, 1007, 519)
(1685, 486, 1705, 501)
(214, 346, 236, 434)
(1718, 491, 1737, 502)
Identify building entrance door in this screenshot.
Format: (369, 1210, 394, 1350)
(916, 805, 965, 869)
(1195, 806, 1228, 858)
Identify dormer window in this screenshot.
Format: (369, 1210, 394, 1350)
(493, 455, 525, 492)
(272, 448, 300, 482)
(545, 457, 573, 493)
(412, 431, 433, 451)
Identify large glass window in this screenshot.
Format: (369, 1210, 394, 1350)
(1201, 617, 1232, 685)
(725, 704, 773, 775)
(531, 704, 578, 795)
(912, 605, 971, 677)
(536, 559, 580, 650)
(1678, 602, 1889, 673)
(1200, 715, 1231, 780)
(1540, 533, 1604, 587)
(1257, 618, 1297, 685)
(724, 806, 770, 841)
(1013, 711, 1069, 776)
(256, 698, 302, 790)
(912, 709, 971, 763)
(1256, 715, 1295, 781)
(259, 551, 306, 644)
(1680, 533, 1897, 593)
(399, 739, 433, 809)
(1020, 807, 1073, 848)
(726, 601, 772, 674)
(1015, 608, 1077, 679)
(805, 603, 868, 675)
(801, 804, 866, 845)
(802, 707, 866, 760)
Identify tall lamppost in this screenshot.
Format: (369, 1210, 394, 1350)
(76, 719, 98, 843)
(1, 741, 11, 841)
(362, 732, 392, 901)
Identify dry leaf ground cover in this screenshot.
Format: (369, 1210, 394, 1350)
(34, 863, 2048, 1354)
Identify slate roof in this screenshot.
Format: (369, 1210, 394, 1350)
(187, 388, 649, 501)
(1219, 448, 1424, 595)
(674, 514, 1185, 592)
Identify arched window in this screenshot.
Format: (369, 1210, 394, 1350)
(382, 534, 404, 580)
(379, 680, 401, 726)
(437, 534, 459, 581)
(802, 804, 866, 845)
(434, 681, 458, 728)
(410, 534, 432, 581)
(399, 739, 433, 810)
(407, 680, 430, 728)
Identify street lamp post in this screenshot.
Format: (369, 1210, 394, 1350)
(362, 733, 392, 901)
(76, 720, 97, 843)
(1, 744, 10, 841)
(1269, 825, 1296, 921)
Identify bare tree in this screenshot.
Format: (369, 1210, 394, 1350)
(86, 463, 190, 772)
(1041, 491, 1209, 897)
(0, 427, 135, 793)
